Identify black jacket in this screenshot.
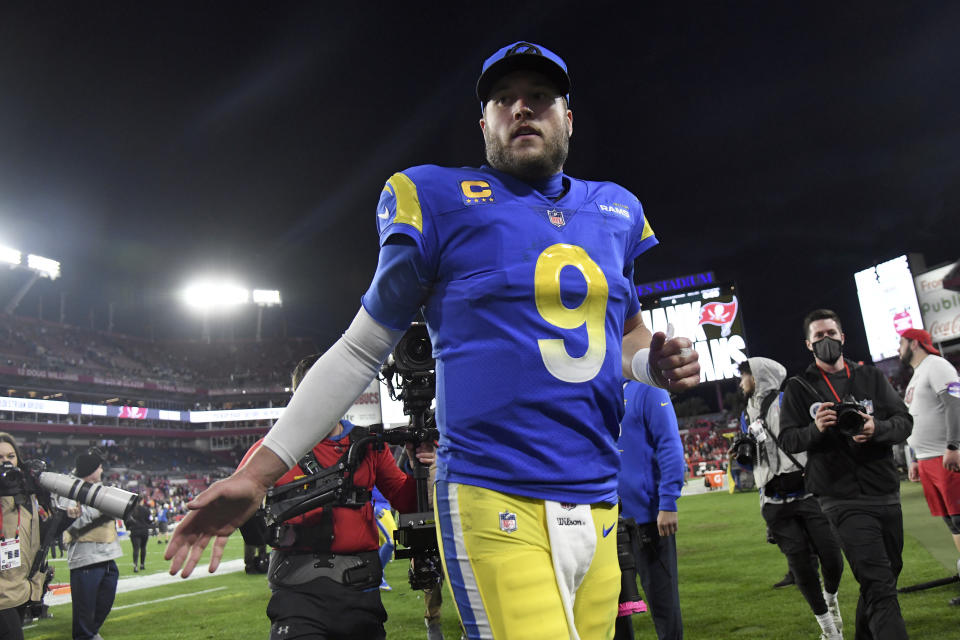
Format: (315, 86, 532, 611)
(779, 358, 912, 499)
(124, 504, 152, 536)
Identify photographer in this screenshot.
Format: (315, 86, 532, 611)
(241, 354, 435, 640)
(0, 433, 44, 640)
(60, 452, 122, 640)
(737, 358, 843, 640)
(780, 309, 913, 640)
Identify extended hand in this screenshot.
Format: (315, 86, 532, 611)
(657, 510, 678, 537)
(165, 470, 269, 578)
(649, 332, 700, 392)
(851, 413, 875, 443)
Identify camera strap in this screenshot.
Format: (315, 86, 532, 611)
(788, 374, 828, 404)
(757, 390, 805, 474)
(816, 361, 851, 403)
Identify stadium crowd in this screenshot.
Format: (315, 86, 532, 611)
(0, 312, 315, 389)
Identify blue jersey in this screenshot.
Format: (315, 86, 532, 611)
(369, 164, 657, 504)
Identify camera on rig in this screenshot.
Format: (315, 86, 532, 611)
(381, 322, 435, 418)
(379, 322, 444, 591)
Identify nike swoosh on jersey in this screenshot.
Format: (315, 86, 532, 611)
(602, 523, 615, 537)
(660, 402, 669, 406)
(377, 208, 390, 220)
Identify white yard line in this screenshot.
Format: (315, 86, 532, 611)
(45, 558, 245, 607)
(111, 586, 228, 611)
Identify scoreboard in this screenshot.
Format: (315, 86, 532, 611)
(637, 282, 747, 383)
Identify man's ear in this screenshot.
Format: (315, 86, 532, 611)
(479, 117, 486, 133)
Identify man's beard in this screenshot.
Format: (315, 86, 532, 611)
(484, 126, 569, 181)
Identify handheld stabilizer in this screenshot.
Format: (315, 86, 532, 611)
(380, 322, 443, 591)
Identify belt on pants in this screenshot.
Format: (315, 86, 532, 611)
(267, 549, 380, 589)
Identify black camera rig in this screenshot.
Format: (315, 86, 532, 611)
(378, 323, 442, 591)
(256, 323, 443, 591)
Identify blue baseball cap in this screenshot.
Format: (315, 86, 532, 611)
(476, 41, 571, 105)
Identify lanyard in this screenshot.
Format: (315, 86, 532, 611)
(817, 362, 851, 403)
(0, 501, 22, 541)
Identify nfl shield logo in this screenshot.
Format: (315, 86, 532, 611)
(499, 511, 518, 534)
(547, 209, 565, 228)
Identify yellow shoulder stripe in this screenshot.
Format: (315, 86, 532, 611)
(386, 172, 423, 233)
(640, 216, 654, 240)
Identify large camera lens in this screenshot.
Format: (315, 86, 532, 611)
(38, 472, 139, 519)
(835, 404, 865, 437)
(393, 324, 435, 373)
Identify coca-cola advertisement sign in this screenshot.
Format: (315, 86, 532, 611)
(915, 263, 960, 343)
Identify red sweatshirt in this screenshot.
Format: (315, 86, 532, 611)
(240, 423, 416, 554)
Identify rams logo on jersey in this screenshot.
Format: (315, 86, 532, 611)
(597, 202, 631, 219)
(460, 180, 495, 205)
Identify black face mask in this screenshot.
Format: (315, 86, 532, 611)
(812, 336, 843, 364)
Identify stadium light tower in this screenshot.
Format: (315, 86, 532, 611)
(252, 289, 282, 342)
(2, 245, 61, 314)
(181, 279, 281, 342)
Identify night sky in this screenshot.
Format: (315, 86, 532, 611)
(1, 2, 957, 375)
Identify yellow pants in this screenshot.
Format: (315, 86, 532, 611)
(434, 481, 619, 640)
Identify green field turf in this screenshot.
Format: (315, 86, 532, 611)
(24, 481, 959, 639)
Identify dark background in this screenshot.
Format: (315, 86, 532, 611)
(1, 1, 957, 376)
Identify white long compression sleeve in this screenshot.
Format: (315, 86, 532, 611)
(261, 307, 405, 468)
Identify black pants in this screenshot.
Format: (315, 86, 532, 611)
(130, 533, 148, 567)
(614, 521, 683, 640)
(0, 604, 27, 640)
(823, 503, 908, 640)
(266, 551, 386, 640)
(762, 497, 843, 615)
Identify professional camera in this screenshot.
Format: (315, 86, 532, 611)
(0, 461, 28, 496)
(729, 432, 757, 466)
(0, 459, 138, 520)
(381, 322, 435, 417)
(833, 400, 869, 437)
(379, 322, 443, 591)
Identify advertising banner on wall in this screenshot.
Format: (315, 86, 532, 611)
(343, 379, 382, 426)
(914, 262, 960, 343)
(854, 255, 923, 362)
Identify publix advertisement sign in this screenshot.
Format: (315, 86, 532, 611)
(915, 263, 960, 343)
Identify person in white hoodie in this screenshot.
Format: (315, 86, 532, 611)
(738, 357, 844, 640)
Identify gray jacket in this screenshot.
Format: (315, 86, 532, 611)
(58, 497, 123, 570)
(743, 357, 808, 503)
